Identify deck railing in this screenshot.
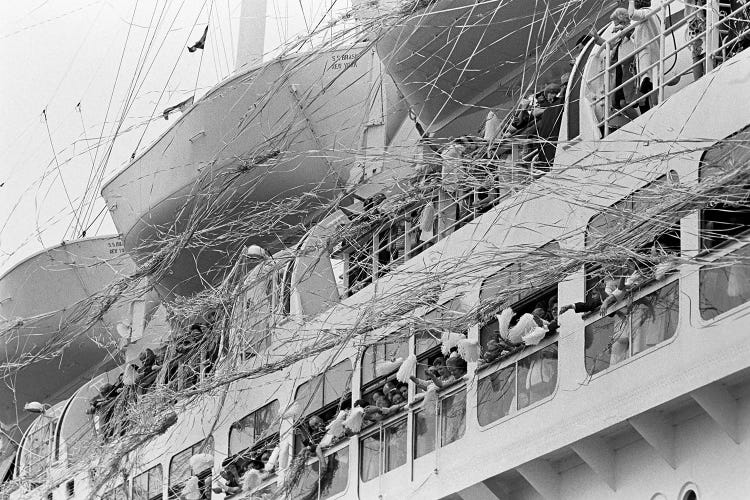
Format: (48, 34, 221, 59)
(589, 0, 749, 136)
(341, 142, 539, 297)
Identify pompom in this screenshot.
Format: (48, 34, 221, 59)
(508, 313, 536, 344)
(326, 410, 348, 438)
(319, 432, 334, 448)
(122, 364, 138, 386)
(190, 453, 214, 474)
(242, 468, 262, 492)
(183, 476, 201, 500)
(343, 406, 365, 433)
(522, 326, 547, 346)
(281, 401, 301, 419)
(264, 446, 280, 472)
(496, 308, 515, 342)
(457, 338, 480, 362)
(422, 383, 439, 417)
(375, 358, 403, 377)
(396, 354, 417, 382)
(440, 331, 464, 355)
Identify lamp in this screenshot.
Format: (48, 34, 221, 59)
(245, 245, 267, 259)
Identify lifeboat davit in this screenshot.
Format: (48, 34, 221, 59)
(0, 236, 137, 431)
(102, 46, 387, 298)
(376, 0, 613, 135)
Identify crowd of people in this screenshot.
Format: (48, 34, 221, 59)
(86, 321, 218, 441)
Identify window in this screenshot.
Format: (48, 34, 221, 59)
(20, 417, 58, 483)
(585, 281, 678, 374)
(414, 297, 468, 392)
(294, 360, 353, 417)
(360, 333, 409, 427)
(168, 437, 213, 499)
(228, 400, 280, 456)
(358, 418, 407, 482)
(478, 343, 558, 426)
(699, 126, 750, 251)
(293, 360, 352, 453)
(292, 447, 349, 500)
(102, 486, 128, 500)
(412, 388, 466, 460)
(478, 242, 560, 355)
(586, 176, 681, 299)
(699, 245, 750, 320)
(133, 465, 163, 500)
(65, 480, 75, 497)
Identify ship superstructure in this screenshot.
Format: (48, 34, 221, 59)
(2, 0, 750, 500)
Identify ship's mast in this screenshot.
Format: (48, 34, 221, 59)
(235, 0, 268, 72)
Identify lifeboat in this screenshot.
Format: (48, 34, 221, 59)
(102, 46, 392, 298)
(376, 0, 613, 135)
(0, 236, 137, 432)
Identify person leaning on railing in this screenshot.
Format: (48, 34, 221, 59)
(627, 0, 661, 113)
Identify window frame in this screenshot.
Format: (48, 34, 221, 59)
(227, 399, 280, 458)
(358, 415, 408, 483)
(132, 464, 163, 500)
(697, 237, 750, 324)
(476, 337, 560, 430)
(583, 273, 680, 377)
(410, 380, 468, 462)
(584, 175, 681, 301)
(167, 437, 214, 499)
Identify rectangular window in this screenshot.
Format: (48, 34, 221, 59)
(168, 437, 213, 499)
(412, 410, 436, 459)
(440, 389, 466, 446)
(228, 400, 280, 456)
(383, 419, 407, 473)
(477, 365, 516, 426)
(295, 360, 353, 417)
(477, 343, 558, 426)
(359, 433, 380, 483)
(699, 126, 750, 251)
(293, 447, 349, 500)
(699, 245, 750, 320)
(102, 486, 128, 500)
(585, 281, 678, 375)
(133, 465, 163, 500)
(359, 418, 407, 483)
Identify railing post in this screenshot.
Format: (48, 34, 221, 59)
(658, 3, 666, 103)
(342, 252, 350, 296)
(603, 40, 611, 137)
(372, 231, 379, 279)
(705, 0, 720, 71)
(404, 217, 412, 256)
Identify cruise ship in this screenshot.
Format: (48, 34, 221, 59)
(1, 0, 749, 499)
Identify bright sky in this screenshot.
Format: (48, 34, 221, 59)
(0, 0, 342, 276)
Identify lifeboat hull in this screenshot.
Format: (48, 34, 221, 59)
(0, 236, 135, 431)
(376, 0, 612, 133)
(102, 46, 380, 298)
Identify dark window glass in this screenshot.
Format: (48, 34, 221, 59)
(133, 465, 163, 500)
(699, 245, 750, 320)
(384, 419, 407, 473)
(228, 400, 280, 456)
(294, 360, 353, 417)
(477, 365, 516, 426)
(293, 447, 349, 500)
(440, 390, 466, 446)
(359, 433, 380, 483)
(361, 334, 409, 386)
(585, 281, 679, 374)
(699, 126, 750, 251)
(413, 411, 435, 459)
(168, 437, 213, 499)
(517, 344, 558, 409)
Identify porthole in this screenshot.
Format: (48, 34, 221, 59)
(683, 491, 697, 500)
